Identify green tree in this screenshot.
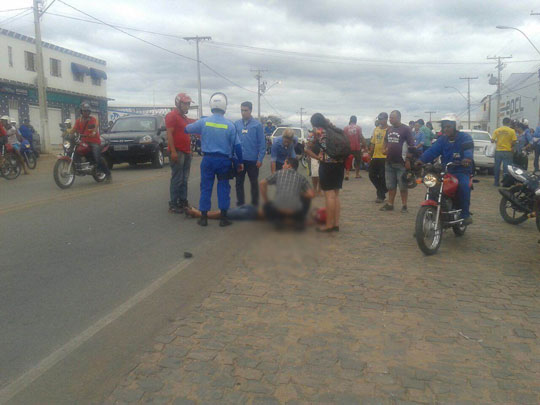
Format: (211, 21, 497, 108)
(259, 115, 283, 126)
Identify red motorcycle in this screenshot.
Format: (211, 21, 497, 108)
(53, 133, 110, 189)
(415, 162, 472, 255)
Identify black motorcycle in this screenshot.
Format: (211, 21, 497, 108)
(498, 165, 539, 225)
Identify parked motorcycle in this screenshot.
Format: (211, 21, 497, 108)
(415, 162, 471, 255)
(498, 165, 539, 225)
(0, 143, 23, 180)
(53, 133, 110, 189)
(20, 139, 37, 169)
(190, 134, 201, 156)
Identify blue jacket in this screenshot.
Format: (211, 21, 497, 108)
(264, 125, 276, 137)
(271, 136, 296, 164)
(414, 131, 424, 147)
(533, 126, 540, 151)
(19, 124, 33, 142)
(420, 131, 474, 174)
(186, 113, 242, 161)
(517, 128, 532, 153)
(234, 118, 265, 163)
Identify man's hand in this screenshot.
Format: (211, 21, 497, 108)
(170, 151, 178, 163)
(256, 161, 262, 169)
(462, 158, 472, 167)
(237, 163, 244, 172)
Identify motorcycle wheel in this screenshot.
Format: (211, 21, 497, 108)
(415, 205, 442, 255)
(1, 154, 22, 180)
(53, 159, 75, 189)
(152, 147, 164, 169)
(499, 184, 529, 225)
(93, 158, 108, 182)
(26, 152, 37, 169)
(452, 223, 467, 236)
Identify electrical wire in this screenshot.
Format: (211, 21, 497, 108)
(0, 7, 32, 13)
(262, 95, 283, 118)
(55, 0, 257, 94)
(0, 8, 33, 26)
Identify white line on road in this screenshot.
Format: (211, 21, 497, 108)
(0, 259, 192, 404)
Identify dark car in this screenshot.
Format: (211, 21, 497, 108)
(102, 115, 168, 169)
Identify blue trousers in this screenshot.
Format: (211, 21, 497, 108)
(454, 172, 471, 219)
(200, 156, 232, 212)
(494, 151, 513, 185)
(169, 152, 192, 207)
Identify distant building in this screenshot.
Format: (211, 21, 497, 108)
(0, 29, 108, 145)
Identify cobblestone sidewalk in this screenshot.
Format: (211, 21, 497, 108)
(107, 175, 540, 404)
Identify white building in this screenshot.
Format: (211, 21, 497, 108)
(0, 28, 108, 145)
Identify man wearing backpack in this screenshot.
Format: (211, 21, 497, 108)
(380, 110, 415, 213)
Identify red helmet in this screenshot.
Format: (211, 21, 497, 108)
(362, 152, 371, 164)
(175, 93, 192, 107)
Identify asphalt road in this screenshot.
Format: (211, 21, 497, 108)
(0, 155, 275, 404)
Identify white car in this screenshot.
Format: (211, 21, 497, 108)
(461, 130, 494, 173)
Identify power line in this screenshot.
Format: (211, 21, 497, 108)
(0, 8, 33, 25)
(0, 7, 32, 13)
(262, 95, 283, 118)
(55, 0, 256, 94)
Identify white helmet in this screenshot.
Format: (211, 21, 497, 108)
(209, 92, 227, 113)
(11, 120, 17, 126)
(64, 119, 71, 125)
(440, 113, 460, 129)
(1, 116, 10, 121)
(522, 118, 529, 125)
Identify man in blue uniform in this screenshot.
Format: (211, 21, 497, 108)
(186, 92, 243, 227)
(271, 129, 296, 173)
(234, 101, 265, 206)
(417, 113, 474, 225)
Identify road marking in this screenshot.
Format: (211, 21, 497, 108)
(0, 259, 192, 404)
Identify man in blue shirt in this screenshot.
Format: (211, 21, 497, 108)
(418, 114, 474, 225)
(186, 92, 243, 227)
(234, 101, 265, 206)
(271, 130, 296, 173)
(264, 120, 276, 137)
(532, 122, 540, 171)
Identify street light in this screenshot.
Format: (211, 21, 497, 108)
(496, 25, 540, 56)
(444, 86, 468, 101)
(262, 80, 282, 94)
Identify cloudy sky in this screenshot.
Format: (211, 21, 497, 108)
(3, 0, 540, 131)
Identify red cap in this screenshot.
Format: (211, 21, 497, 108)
(175, 93, 192, 105)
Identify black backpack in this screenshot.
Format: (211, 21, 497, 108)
(321, 127, 351, 161)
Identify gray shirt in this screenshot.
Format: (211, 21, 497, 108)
(266, 169, 311, 211)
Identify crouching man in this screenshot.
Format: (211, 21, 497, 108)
(259, 157, 315, 229)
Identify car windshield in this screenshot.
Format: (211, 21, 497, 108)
(273, 128, 302, 139)
(465, 131, 491, 142)
(110, 117, 156, 132)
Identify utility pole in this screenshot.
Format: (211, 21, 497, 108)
(487, 55, 512, 128)
(459, 76, 478, 129)
(251, 68, 268, 122)
(424, 111, 436, 122)
(298, 107, 306, 128)
(183, 36, 211, 118)
(33, 0, 50, 153)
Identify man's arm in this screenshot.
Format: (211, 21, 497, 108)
(256, 124, 265, 167)
(358, 129, 367, 151)
(166, 128, 178, 162)
(419, 136, 443, 163)
(185, 119, 203, 134)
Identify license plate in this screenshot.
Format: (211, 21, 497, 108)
(114, 145, 129, 151)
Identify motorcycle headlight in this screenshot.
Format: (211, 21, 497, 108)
(139, 135, 153, 144)
(63, 140, 71, 149)
(423, 173, 438, 188)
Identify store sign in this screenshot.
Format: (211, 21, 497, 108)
(500, 96, 525, 117)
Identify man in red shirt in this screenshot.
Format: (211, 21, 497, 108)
(71, 102, 111, 182)
(343, 115, 366, 180)
(166, 92, 193, 213)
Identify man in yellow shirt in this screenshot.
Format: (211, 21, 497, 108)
(492, 117, 517, 186)
(369, 112, 389, 203)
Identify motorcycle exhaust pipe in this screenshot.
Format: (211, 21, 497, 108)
(498, 188, 532, 213)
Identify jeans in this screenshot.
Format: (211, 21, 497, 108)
(494, 151, 513, 185)
(90, 143, 111, 177)
(200, 156, 232, 212)
(384, 162, 406, 191)
(534, 147, 540, 172)
(169, 152, 192, 208)
(369, 158, 387, 199)
(235, 161, 259, 206)
(454, 172, 471, 219)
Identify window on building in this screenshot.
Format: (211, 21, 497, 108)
(50, 58, 61, 77)
(91, 77, 101, 86)
(8, 46, 13, 67)
(24, 51, 36, 72)
(73, 72, 84, 82)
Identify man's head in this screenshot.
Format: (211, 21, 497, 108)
(349, 115, 357, 125)
(426, 121, 433, 130)
(241, 101, 253, 120)
(209, 92, 227, 114)
(80, 102, 92, 119)
(417, 119, 425, 126)
(283, 157, 299, 171)
(408, 120, 415, 128)
(175, 92, 192, 115)
(377, 112, 388, 127)
(522, 118, 529, 127)
(266, 120, 273, 126)
(23, 118, 29, 125)
(414, 122, 420, 131)
(389, 110, 401, 127)
(282, 128, 295, 147)
(503, 117, 511, 126)
(440, 113, 459, 140)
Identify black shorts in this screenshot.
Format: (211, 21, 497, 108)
(319, 162, 344, 191)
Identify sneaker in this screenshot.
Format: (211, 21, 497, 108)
(462, 217, 473, 226)
(379, 204, 394, 211)
(169, 206, 184, 214)
(401, 205, 408, 213)
(197, 217, 208, 227)
(219, 217, 232, 227)
(104, 175, 112, 184)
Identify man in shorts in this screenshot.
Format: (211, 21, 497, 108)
(343, 115, 366, 180)
(380, 110, 415, 213)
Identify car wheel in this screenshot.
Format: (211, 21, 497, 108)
(152, 147, 164, 169)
